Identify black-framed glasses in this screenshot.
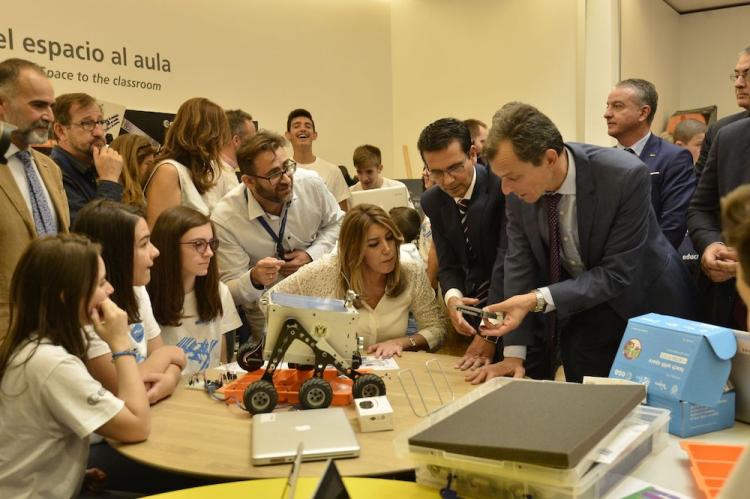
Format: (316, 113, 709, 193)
(730, 71, 749, 83)
(70, 119, 107, 132)
(250, 159, 296, 184)
(180, 238, 219, 254)
(428, 159, 467, 181)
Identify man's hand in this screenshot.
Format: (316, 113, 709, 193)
(366, 340, 404, 359)
(454, 335, 494, 371)
(464, 357, 525, 385)
(481, 292, 536, 337)
(250, 257, 285, 287)
(92, 144, 124, 183)
(280, 250, 312, 276)
(701, 242, 737, 282)
(446, 296, 480, 336)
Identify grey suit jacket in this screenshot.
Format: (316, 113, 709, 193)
(503, 143, 696, 347)
(0, 149, 70, 336)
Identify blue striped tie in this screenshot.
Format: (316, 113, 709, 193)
(16, 150, 57, 235)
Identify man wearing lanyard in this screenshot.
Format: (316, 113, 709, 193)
(211, 131, 343, 342)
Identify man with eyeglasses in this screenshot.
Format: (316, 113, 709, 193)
(603, 78, 695, 249)
(50, 92, 123, 223)
(688, 48, 750, 329)
(418, 118, 546, 380)
(695, 47, 750, 178)
(211, 131, 343, 341)
(0, 58, 70, 338)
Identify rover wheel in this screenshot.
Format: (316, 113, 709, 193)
(353, 373, 386, 399)
(243, 380, 277, 414)
(237, 340, 264, 372)
(299, 377, 333, 410)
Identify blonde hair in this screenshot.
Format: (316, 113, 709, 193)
(110, 134, 155, 209)
(337, 204, 405, 305)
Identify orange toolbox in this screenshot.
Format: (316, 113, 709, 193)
(680, 441, 745, 498)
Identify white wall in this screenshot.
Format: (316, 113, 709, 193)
(678, 5, 750, 119)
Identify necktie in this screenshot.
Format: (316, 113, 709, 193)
(15, 150, 57, 235)
(624, 147, 637, 155)
(456, 198, 473, 258)
(546, 193, 562, 374)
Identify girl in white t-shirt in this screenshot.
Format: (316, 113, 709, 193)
(73, 199, 186, 405)
(0, 235, 150, 498)
(148, 206, 241, 374)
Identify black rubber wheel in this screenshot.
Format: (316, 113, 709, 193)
(237, 340, 264, 372)
(299, 377, 333, 410)
(243, 380, 278, 414)
(353, 373, 386, 399)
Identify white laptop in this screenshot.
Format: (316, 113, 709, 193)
(730, 330, 750, 424)
(349, 185, 410, 213)
(252, 407, 360, 465)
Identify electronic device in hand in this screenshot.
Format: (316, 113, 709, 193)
(456, 304, 503, 321)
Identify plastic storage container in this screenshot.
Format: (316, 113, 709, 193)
(410, 404, 670, 499)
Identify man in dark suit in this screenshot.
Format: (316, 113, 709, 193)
(604, 78, 695, 249)
(479, 102, 696, 383)
(687, 117, 750, 328)
(418, 118, 508, 372)
(695, 47, 750, 178)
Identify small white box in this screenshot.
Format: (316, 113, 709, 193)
(355, 396, 394, 432)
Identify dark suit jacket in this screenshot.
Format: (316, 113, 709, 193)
(503, 143, 697, 347)
(695, 110, 749, 178)
(421, 164, 506, 304)
(687, 118, 750, 326)
(639, 134, 696, 249)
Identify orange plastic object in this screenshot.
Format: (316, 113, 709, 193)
(219, 368, 354, 408)
(680, 441, 745, 498)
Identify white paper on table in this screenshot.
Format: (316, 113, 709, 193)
(603, 476, 689, 499)
(594, 423, 650, 464)
(360, 355, 400, 370)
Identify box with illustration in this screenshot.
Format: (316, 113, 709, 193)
(609, 313, 736, 437)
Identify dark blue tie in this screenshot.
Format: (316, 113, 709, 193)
(16, 150, 57, 235)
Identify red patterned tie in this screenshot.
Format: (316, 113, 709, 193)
(547, 193, 562, 374)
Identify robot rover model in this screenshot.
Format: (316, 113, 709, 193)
(231, 291, 386, 414)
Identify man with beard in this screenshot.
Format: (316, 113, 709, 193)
(0, 58, 70, 337)
(50, 92, 123, 223)
(211, 131, 343, 340)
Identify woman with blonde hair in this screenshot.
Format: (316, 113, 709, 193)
(143, 97, 238, 226)
(110, 133, 157, 209)
(269, 204, 446, 358)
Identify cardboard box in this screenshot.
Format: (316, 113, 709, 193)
(609, 314, 736, 436)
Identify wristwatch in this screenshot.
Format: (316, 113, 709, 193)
(407, 336, 417, 349)
(533, 289, 547, 313)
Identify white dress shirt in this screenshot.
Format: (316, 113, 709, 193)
(617, 131, 651, 157)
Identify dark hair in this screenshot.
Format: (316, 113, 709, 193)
(616, 78, 658, 124)
(722, 184, 750, 287)
(286, 108, 315, 132)
(226, 109, 254, 137)
(417, 118, 472, 162)
(236, 130, 288, 176)
(485, 102, 564, 166)
(73, 199, 144, 323)
(52, 93, 98, 139)
(156, 97, 230, 195)
(0, 234, 100, 386)
(389, 206, 421, 243)
(463, 119, 487, 141)
(148, 206, 223, 325)
(0, 58, 46, 98)
(673, 119, 707, 144)
(353, 144, 382, 169)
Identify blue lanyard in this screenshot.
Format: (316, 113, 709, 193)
(257, 202, 289, 259)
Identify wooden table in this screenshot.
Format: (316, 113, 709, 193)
(112, 351, 476, 479)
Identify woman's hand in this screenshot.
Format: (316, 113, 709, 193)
(367, 340, 404, 359)
(91, 298, 130, 353)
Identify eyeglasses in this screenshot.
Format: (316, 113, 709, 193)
(70, 119, 107, 132)
(427, 160, 467, 181)
(729, 71, 749, 83)
(250, 159, 296, 184)
(180, 238, 219, 254)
